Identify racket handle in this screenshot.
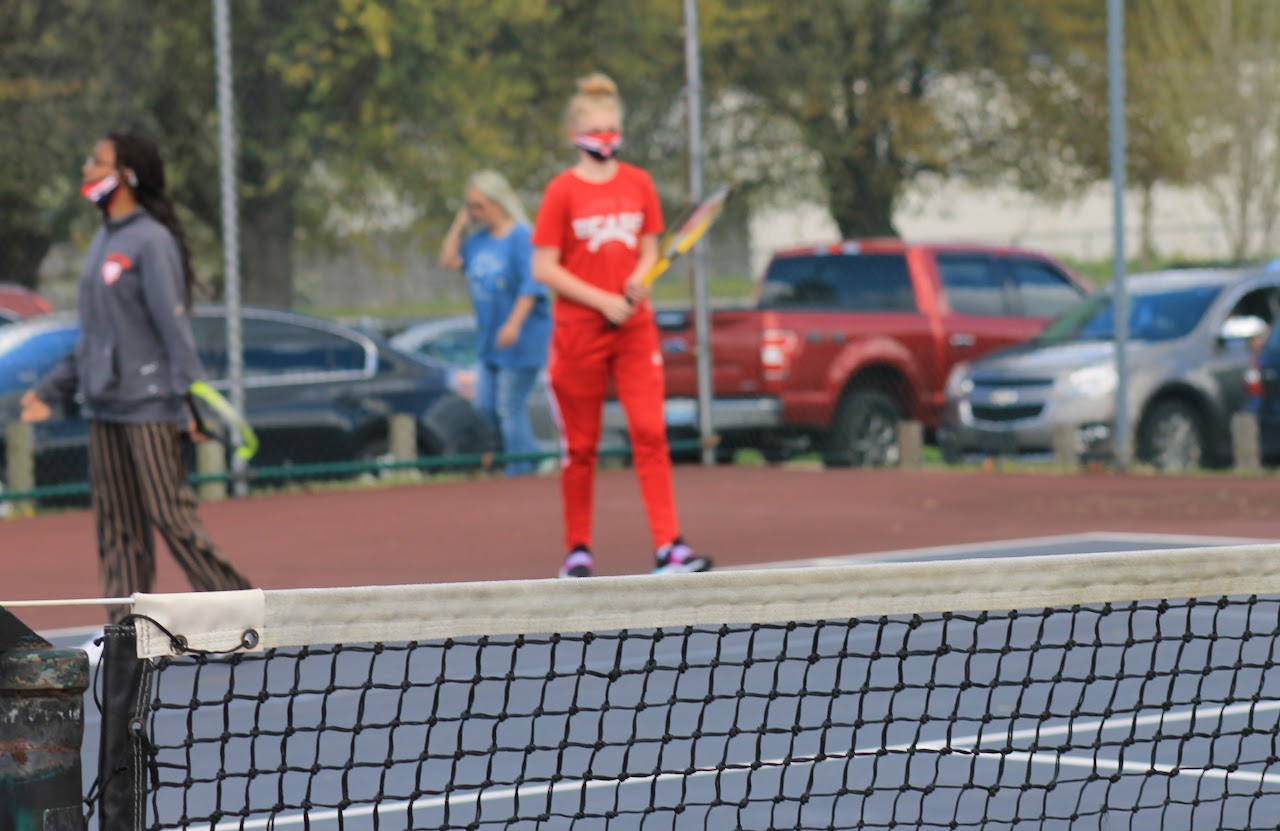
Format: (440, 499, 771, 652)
(642, 257, 672, 289)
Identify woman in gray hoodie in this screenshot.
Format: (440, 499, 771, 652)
(22, 131, 251, 650)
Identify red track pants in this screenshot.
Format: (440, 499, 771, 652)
(549, 314, 679, 554)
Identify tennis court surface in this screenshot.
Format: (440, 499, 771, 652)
(50, 535, 1280, 829)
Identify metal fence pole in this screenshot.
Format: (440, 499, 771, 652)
(683, 0, 716, 466)
(1108, 0, 1132, 470)
(213, 0, 247, 497)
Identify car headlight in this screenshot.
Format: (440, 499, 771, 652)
(944, 363, 973, 399)
(1065, 363, 1117, 398)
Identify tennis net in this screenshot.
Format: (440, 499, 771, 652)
(92, 543, 1280, 830)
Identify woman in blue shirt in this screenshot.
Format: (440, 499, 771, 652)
(440, 170, 551, 476)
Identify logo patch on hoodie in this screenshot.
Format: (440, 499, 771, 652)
(102, 253, 132, 286)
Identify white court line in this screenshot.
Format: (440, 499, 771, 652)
(214, 698, 1280, 829)
(725, 531, 1280, 571)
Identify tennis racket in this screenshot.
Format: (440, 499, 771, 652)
(641, 183, 733, 289)
(187, 381, 259, 462)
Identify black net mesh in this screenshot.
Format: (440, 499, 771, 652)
(119, 595, 1280, 830)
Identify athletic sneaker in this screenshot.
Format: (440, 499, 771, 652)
(559, 546, 594, 579)
(653, 537, 713, 575)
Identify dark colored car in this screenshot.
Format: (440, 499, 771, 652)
(0, 306, 499, 500)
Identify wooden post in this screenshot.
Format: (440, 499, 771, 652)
(1052, 424, 1078, 470)
(5, 421, 35, 519)
(196, 440, 228, 501)
(388, 414, 420, 482)
(897, 420, 923, 469)
(1231, 411, 1261, 472)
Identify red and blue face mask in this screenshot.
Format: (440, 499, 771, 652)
(80, 174, 121, 210)
(573, 130, 623, 161)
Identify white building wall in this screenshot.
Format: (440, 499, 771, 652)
(748, 180, 1238, 277)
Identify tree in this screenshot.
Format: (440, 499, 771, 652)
(0, 1, 116, 287)
(980, 2, 1194, 268)
(17, 2, 1138, 302)
(1140, 0, 1280, 262)
(95, 1, 696, 307)
(698, 0, 1107, 239)
(10, 1, 576, 307)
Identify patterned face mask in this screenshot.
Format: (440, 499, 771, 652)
(573, 130, 623, 161)
(80, 173, 121, 209)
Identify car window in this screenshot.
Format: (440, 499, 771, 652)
(1124, 289, 1219, 340)
(0, 326, 78, 395)
(757, 254, 916, 312)
(240, 318, 368, 377)
(190, 316, 228, 379)
(1041, 285, 1222, 343)
(1228, 286, 1280, 327)
(413, 327, 479, 368)
(937, 254, 1010, 316)
(1008, 259, 1085, 317)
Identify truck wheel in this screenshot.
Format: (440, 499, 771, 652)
(824, 389, 902, 468)
(937, 427, 965, 466)
(1137, 399, 1204, 471)
(760, 446, 793, 465)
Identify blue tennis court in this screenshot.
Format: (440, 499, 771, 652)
(68, 533, 1280, 830)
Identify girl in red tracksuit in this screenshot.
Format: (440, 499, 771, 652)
(532, 72, 711, 579)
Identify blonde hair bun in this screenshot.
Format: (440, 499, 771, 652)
(565, 71, 624, 131)
(576, 72, 618, 98)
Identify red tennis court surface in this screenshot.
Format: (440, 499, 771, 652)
(4, 465, 1280, 632)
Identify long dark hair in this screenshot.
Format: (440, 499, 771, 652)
(107, 131, 200, 304)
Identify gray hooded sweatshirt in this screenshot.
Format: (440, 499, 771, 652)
(37, 208, 206, 423)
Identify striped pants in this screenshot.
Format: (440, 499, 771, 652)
(88, 420, 251, 623)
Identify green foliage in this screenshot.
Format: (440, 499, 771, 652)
(306, 271, 756, 322)
(0, 0, 114, 284)
(4, 2, 1260, 307)
(699, 0, 1107, 238)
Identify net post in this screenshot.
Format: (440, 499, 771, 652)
(0, 605, 89, 831)
(95, 623, 145, 831)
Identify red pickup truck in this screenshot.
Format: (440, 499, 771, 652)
(636, 239, 1092, 466)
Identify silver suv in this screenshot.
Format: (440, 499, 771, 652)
(938, 266, 1280, 470)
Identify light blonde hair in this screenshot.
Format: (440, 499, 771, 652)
(564, 71, 624, 132)
(467, 169, 529, 226)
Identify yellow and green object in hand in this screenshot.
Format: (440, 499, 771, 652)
(187, 381, 259, 462)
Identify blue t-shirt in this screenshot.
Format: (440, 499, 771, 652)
(460, 224, 551, 368)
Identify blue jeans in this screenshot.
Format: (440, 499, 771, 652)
(475, 363, 544, 476)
